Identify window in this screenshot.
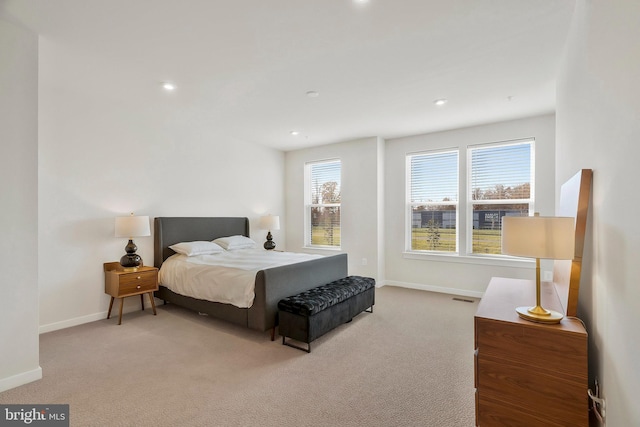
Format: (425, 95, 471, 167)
(468, 139, 534, 255)
(407, 150, 458, 253)
(305, 159, 341, 248)
(406, 138, 535, 257)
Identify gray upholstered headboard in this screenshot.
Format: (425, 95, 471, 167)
(154, 217, 250, 268)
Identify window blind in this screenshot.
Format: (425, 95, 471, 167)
(307, 159, 341, 247)
(410, 151, 458, 203)
(310, 160, 341, 204)
(408, 150, 458, 252)
(470, 141, 533, 201)
(469, 140, 534, 255)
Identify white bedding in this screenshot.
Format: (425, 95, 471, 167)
(158, 248, 323, 308)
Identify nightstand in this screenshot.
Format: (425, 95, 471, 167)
(104, 262, 159, 325)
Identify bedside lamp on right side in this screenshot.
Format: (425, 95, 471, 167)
(501, 213, 575, 324)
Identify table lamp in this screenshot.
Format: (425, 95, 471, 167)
(115, 213, 151, 271)
(259, 215, 280, 250)
(501, 213, 575, 323)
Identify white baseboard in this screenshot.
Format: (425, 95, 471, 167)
(39, 297, 164, 334)
(39, 312, 108, 334)
(0, 367, 42, 393)
(382, 280, 484, 299)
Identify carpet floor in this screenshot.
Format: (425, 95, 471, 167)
(0, 286, 478, 427)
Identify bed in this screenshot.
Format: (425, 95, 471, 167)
(153, 217, 348, 337)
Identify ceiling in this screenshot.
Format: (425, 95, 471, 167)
(1, 0, 575, 151)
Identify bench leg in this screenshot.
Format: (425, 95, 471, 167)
(282, 336, 311, 353)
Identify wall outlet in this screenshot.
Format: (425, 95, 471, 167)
(361, 258, 368, 266)
(543, 271, 553, 281)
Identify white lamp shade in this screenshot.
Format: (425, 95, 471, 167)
(115, 215, 151, 238)
(259, 215, 280, 231)
(501, 215, 575, 260)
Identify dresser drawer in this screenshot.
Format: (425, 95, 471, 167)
(475, 317, 587, 376)
(117, 270, 158, 295)
(476, 353, 588, 425)
(477, 393, 569, 427)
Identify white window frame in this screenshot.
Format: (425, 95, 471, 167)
(406, 149, 459, 254)
(466, 138, 535, 257)
(304, 159, 342, 249)
(404, 138, 535, 263)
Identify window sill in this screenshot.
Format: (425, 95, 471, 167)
(402, 251, 534, 269)
(303, 246, 342, 252)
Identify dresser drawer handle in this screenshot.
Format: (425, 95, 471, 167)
(136, 285, 141, 289)
(137, 276, 141, 280)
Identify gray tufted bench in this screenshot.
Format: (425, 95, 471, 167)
(277, 276, 375, 352)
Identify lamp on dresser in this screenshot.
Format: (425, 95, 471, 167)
(259, 215, 280, 250)
(501, 213, 575, 323)
(115, 213, 150, 271)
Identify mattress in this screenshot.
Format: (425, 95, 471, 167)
(158, 248, 322, 308)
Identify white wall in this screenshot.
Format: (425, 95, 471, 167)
(285, 137, 384, 280)
(285, 117, 555, 294)
(37, 39, 285, 332)
(556, 1, 640, 425)
(385, 115, 556, 296)
(0, 18, 41, 391)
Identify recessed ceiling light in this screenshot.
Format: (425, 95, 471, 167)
(290, 131, 300, 136)
(434, 98, 447, 106)
(306, 91, 319, 98)
(354, 0, 370, 3)
(162, 82, 176, 91)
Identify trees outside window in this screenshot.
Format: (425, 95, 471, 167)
(469, 140, 534, 255)
(407, 139, 534, 256)
(305, 160, 341, 248)
(408, 150, 458, 253)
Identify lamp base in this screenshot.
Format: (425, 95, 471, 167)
(264, 231, 276, 250)
(120, 253, 142, 272)
(120, 239, 142, 271)
(516, 305, 564, 324)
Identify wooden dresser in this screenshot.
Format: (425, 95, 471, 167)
(474, 277, 588, 426)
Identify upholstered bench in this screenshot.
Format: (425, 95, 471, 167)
(278, 275, 375, 352)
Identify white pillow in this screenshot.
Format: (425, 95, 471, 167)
(212, 235, 257, 250)
(169, 241, 224, 256)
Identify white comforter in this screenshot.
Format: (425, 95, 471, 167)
(158, 248, 322, 308)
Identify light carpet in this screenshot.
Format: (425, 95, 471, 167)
(0, 286, 478, 427)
